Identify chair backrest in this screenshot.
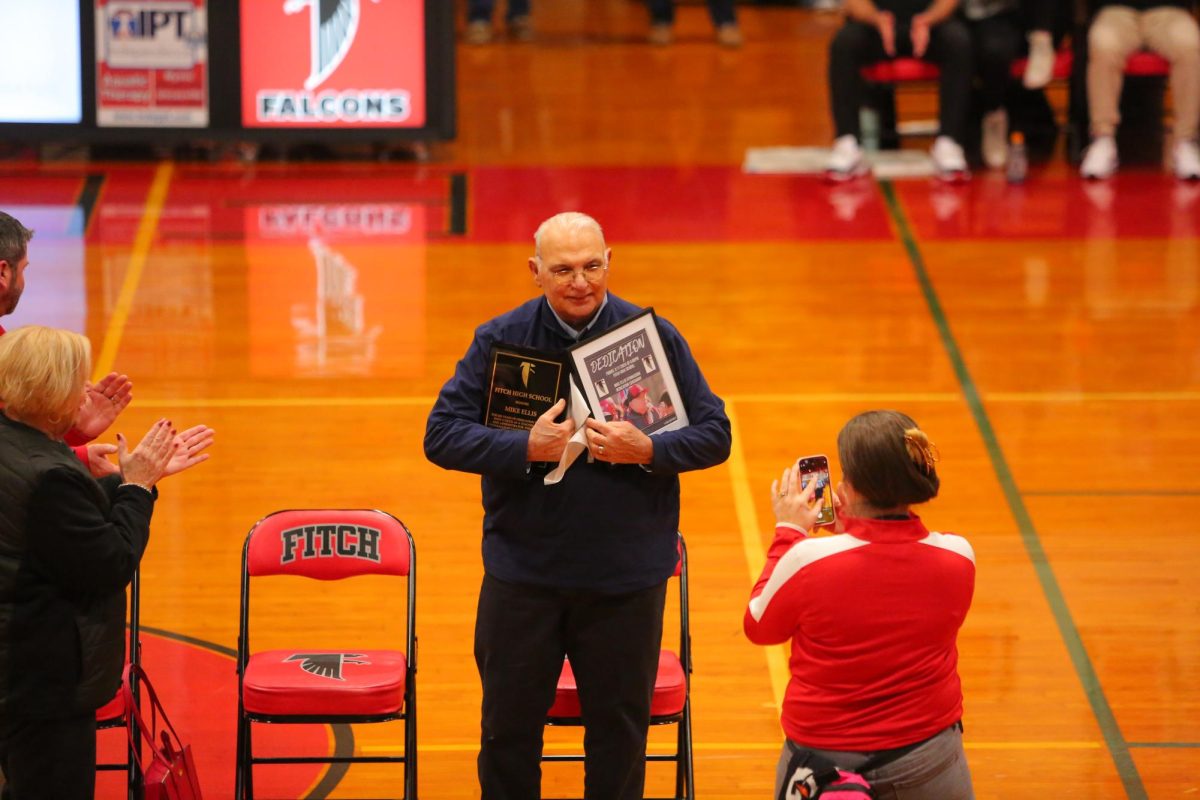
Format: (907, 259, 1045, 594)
(244, 509, 412, 579)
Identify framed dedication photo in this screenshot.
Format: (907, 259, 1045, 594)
(568, 309, 688, 436)
(484, 343, 568, 431)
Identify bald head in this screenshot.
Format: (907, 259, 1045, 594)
(534, 212, 606, 260)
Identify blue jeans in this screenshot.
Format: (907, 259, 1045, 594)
(646, 0, 737, 26)
(468, 0, 530, 24)
(774, 724, 974, 800)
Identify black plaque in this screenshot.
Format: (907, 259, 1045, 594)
(484, 344, 568, 431)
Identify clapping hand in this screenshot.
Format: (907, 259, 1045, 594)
(117, 419, 177, 489)
(164, 424, 215, 476)
(73, 373, 133, 440)
(85, 443, 121, 478)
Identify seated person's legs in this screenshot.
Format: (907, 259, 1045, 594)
(970, 11, 1024, 167)
(825, 20, 889, 178)
(1082, 6, 1142, 177)
(1141, 5, 1200, 178)
(926, 17, 973, 176)
(1022, 0, 1065, 87)
(465, 0, 497, 43)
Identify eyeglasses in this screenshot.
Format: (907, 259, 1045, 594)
(546, 264, 608, 285)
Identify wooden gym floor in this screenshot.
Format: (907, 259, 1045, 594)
(1, 1, 1197, 797)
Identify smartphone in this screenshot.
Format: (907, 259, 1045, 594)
(797, 454, 836, 527)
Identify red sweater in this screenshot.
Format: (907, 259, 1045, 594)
(744, 514, 975, 751)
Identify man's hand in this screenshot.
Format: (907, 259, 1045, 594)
(73, 373, 133, 440)
(876, 10, 896, 56)
(910, 13, 930, 58)
(526, 399, 575, 462)
(584, 418, 653, 465)
(85, 443, 120, 478)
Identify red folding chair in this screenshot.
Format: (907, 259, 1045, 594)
(860, 57, 941, 83)
(234, 509, 417, 800)
(96, 569, 141, 800)
(542, 533, 693, 800)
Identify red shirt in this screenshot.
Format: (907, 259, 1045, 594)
(744, 514, 975, 751)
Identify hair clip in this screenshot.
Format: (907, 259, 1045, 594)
(903, 431, 940, 474)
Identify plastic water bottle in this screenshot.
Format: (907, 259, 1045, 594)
(1006, 131, 1028, 184)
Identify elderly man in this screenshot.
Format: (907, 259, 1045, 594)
(425, 212, 731, 799)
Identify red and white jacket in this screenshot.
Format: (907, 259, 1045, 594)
(744, 514, 975, 751)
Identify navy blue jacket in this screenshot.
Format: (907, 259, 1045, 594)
(425, 293, 731, 591)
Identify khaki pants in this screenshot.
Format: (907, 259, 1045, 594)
(1087, 5, 1200, 141)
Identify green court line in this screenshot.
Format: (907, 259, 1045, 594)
(878, 180, 1147, 799)
(1127, 742, 1200, 749)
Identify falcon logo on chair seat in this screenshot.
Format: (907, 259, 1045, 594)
(279, 524, 382, 563)
(286, 652, 369, 680)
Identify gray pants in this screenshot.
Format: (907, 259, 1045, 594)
(774, 724, 974, 800)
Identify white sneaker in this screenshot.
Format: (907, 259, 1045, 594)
(1024, 31, 1055, 90)
(1081, 136, 1118, 179)
(930, 136, 968, 181)
(1173, 139, 1200, 180)
(982, 109, 1008, 169)
(824, 135, 869, 181)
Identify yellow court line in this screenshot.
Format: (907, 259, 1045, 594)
(725, 400, 790, 710)
(129, 391, 1200, 409)
(92, 161, 174, 381)
(361, 740, 1103, 754)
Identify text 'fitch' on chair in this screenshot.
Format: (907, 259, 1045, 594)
(542, 533, 693, 800)
(234, 509, 417, 800)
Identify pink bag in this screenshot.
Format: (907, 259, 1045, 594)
(123, 664, 204, 800)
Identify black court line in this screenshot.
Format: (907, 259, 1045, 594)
(140, 625, 352, 800)
(878, 180, 1147, 799)
(448, 171, 467, 235)
(75, 173, 106, 233)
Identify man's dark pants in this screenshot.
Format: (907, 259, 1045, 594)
(475, 573, 668, 800)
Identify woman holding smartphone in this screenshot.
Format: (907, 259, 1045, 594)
(744, 410, 976, 799)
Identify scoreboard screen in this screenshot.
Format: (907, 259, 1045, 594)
(0, 0, 83, 123)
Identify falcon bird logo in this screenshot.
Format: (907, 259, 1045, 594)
(520, 361, 536, 388)
(286, 652, 369, 681)
(282, 0, 380, 90)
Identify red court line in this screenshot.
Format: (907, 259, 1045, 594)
(467, 166, 896, 242)
(893, 173, 1200, 240)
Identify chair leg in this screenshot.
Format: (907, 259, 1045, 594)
(234, 714, 248, 800)
(681, 702, 695, 800)
(244, 720, 255, 800)
(406, 705, 418, 799)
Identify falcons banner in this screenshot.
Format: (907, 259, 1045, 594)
(239, 0, 426, 128)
